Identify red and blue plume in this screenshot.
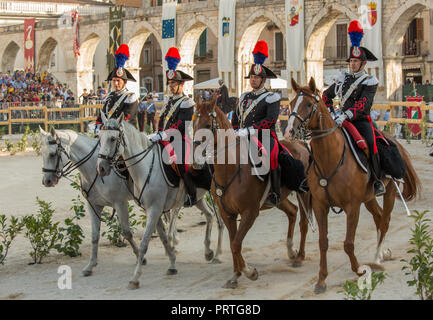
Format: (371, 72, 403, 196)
(252, 41, 269, 65)
(115, 44, 130, 68)
(165, 47, 181, 70)
(348, 20, 364, 47)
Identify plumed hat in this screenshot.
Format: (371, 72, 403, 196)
(165, 47, 193, 83)
(245, 41, 277, 79)
(107, 44, 136, 82)
(347, 20, 377, 62)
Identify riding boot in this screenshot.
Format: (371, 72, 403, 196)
(265, 167, 281, 207)
(180, 170, 197, 207)
(371, 152, 385, 196)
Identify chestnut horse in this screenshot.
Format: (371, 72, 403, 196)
(286, 77, 421, 294)
(193, 97, 312, 289)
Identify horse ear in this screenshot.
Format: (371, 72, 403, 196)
(39, 125, 48, 136)
(308, 77, 317, 93)
(291, 78, 299, 92)
(196, 94, 202, 105)
(117, 112, 124, 125)
(50, 126, 56, 138)
(100, 110, 108, 125)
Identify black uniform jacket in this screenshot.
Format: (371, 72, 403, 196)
(322, 71, 378, 121)
(96, 88, 138, 127)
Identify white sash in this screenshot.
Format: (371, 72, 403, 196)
(239, 92, 272, 128)
(163, 96, 188, 130)
(107, 93, 129, 118)
(339, 73, 368, 108)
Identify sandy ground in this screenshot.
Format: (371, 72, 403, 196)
(0, 138, 432, 300)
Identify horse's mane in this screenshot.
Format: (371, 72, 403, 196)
(120, 119, 151, 148)
(197, 99, 233, 130)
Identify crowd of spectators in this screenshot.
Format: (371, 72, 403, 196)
(0, 70, 75, 110)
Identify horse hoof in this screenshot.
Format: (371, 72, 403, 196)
(383, 248, 392, 260)
(166, 268, 178, 275)
(223, 280, 238, 289)
(291, 260, 303, 268)
(141, 258, 147, 265)
(205, 250, 214, 261)
(81, 270, 92, 277)
(314, 283, 327, 295)
(288, 250, 298, 260)
(247, 268, 259, 281)
(210, 258, 222, 264)
(128, 281, 140, 290)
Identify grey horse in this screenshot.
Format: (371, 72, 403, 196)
(40, 127, 140, 276)
(97, 112, 222, 289)
(41, 127, 223, 280)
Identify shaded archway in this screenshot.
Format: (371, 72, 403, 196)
(236, 12, 287, 96)
(178, 16, 218, 95)
(383, 0, 433, 99)
(77, 33, 101, 97)
(127, 26, 163, 97)
(1, 41, 20, 72)
(305, 3, 357, 90)
(37, 37, 58, 72)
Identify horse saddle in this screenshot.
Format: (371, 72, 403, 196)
(156, 143, 213, 189)
(342, 121, 406, 179)
(249, 136, 306, 191)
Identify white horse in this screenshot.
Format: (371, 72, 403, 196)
(97, 113, 223, 289)
(40, 127, 140, 276)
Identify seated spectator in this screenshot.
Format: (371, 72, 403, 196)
(383, 109, 390, 122)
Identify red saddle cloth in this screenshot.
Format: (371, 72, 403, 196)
(342, 121, 368, 150)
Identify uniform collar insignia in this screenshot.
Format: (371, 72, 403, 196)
(346, 70, 366, 78)
(252, 87, 267, 96)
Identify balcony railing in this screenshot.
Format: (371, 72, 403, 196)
(0, 1, 110, 16)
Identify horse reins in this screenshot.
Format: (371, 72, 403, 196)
(42, 136, 106, 221)
(290, 89, 346, 214)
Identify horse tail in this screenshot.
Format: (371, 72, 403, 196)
(386, 134, 421, 202)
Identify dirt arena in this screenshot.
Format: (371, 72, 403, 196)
(0, 137, 432, 300)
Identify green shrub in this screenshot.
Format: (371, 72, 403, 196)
(338, 271, 387, 300)
(30, 130, 42, 156)
(55, 195, 85, 257)
(0, 215, 24, 265)
(16, 126, 30, 152)
(22, 197, 59, 264)
(401, 210, 433, 300)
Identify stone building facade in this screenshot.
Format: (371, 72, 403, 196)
(0, 0, 432, 101)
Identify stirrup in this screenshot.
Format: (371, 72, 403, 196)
(265, 193, 280, 207)
(373, 180, 386, 197)
(184, 195, 197, 208)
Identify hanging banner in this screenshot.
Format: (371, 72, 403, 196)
(360, 0, 384, 86)
(72, 11, 80, 58)
(218, 0, 236, 91)
(285, 0, 304, 87)
(162, 1, 177, 70)
(108, 5, 123, 72)
(24, 18, 36, 73)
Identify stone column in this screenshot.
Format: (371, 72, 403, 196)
(305, 58, 325, 90)
(383, 56, 403, 101)
(126, 67, 142, 98)
(178, 62, 195, 96)
(77, 68, 94, 99)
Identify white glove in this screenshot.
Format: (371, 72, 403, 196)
(334, 113, 348, 127)
(236, 127, 255, 137)
(236, 128, 249, 137)
(151, 131, 168, 142)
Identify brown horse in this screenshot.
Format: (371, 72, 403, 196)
(193, 97, 312, 289)
(286, 77, 421, 294)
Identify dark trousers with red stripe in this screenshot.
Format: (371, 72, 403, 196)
(352, 119, 382, 179)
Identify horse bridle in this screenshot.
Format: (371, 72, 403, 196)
(42, 138, 70, 178)
(97, 125, 126, 164)
(289, 90, 338, 140)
